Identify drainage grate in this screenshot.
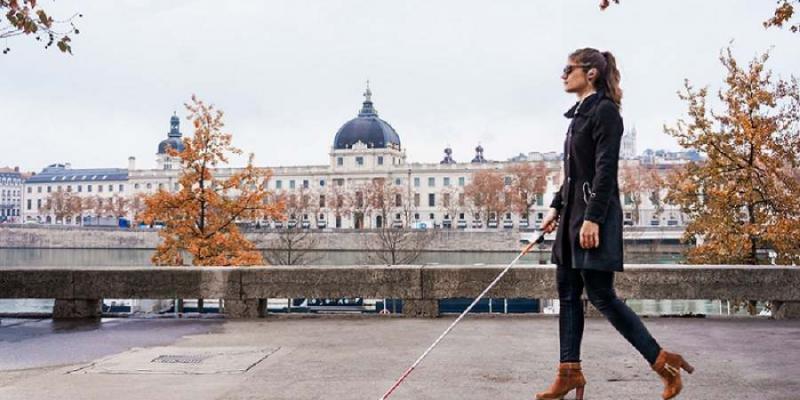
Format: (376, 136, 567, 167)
(151, 355, 208, 364)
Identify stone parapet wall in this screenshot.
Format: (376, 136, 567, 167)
(2, 264, 798, 319)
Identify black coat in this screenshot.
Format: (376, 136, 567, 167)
(549, 91, 624, 272)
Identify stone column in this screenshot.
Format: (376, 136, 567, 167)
(53, 299, 102, 319)
(403, 299, 439, 318)
(223, 298, 266, 318)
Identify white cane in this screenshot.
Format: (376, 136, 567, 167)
(378, 230, 547, 400)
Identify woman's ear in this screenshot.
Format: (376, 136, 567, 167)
(587, 67, 598, 82)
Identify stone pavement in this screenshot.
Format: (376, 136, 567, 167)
(1, 315, 799, 400)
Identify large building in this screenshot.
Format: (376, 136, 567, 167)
(22, 85, 689, 229)
(0, 167, 25, 223)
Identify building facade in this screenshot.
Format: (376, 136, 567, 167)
(22, 86, 690, 229)
(0, 167, 25, 223)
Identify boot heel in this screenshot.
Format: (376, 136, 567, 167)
(575, 385, 585, 400)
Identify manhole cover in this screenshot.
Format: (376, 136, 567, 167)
(70, 346, 279, 375)
(152, 355, 208, 364)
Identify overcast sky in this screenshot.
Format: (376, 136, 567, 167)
(2, 0, 798, 172)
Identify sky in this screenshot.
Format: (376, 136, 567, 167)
(2, 0, 798, 172)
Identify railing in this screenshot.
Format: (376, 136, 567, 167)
(1, 265, 798, 319)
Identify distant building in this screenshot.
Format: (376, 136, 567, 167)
(21, 85, 696, 229)
(0, 167, 25, 223)
(22, 163, 128, 225)
(638, 148, 703, 165)
(621, 126, 637, 160)
(508, 151, 562, 162)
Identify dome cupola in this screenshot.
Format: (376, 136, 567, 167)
(333, 82, 401, 150)
(157, 112, 186, 155)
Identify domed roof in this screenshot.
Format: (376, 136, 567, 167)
(333, 85, 401, 150)
(158, 137, 185, 154)
(157, 113, 185, 155)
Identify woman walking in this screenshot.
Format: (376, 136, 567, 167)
(535, 48, 694, 400)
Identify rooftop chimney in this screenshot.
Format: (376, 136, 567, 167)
(128, 156, 136, 171)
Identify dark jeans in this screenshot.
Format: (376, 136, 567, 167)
(557, 264, 662, 365)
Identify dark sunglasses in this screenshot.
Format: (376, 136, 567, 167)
(563, 63, 590, 76)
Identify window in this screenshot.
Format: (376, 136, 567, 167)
(504, 176, 512, 186)
(414, 213, 420, 220)
(26, 199, 31, 210)
(302, 180, 309, 189)
(47, 186, 51, 193)
(356, 156, 364, 166)
(335, 178, 344, 186)
(98, 185, 103, 193)
(414, 193, 420, 207)
(337, 157, 343, 166)
(356, 191, 364, 208)
(276, 180, 282, 189)
(319, 179, 326, 187)
(537, 193, 544, 206)
(174, 183, 180, 191)
(158, 183, 164, 190)
(429, 213, 435, 220)
(395, 194, 402, 207)
(88, 185, 93, 192)
(458, 193, 465, 206)
(134, 183, 140, 189)
(443, 193, 450, 206)
(377, 156, 384, 165)
(394, 178, 401, 186)
(428, 177, 435, 187)
(108, 184, 113, 192)
(289, 180, 295, 189)
(37, 186, 42, 193)
(458, 177, 465, 186)
(624, 193, 634, 205)
(428, 193, 435, 207)
(319, 195, 326, 208)
(37, 199, 41, 209)
(119, 184, 124, 192)
(26, 187, 31, 194)
(67, 185, 72, 192)
(77, 185, 82, 193)
(145, 183, 151, 189)
(414, 177, 420, 187)
(443, 177, 450, 186)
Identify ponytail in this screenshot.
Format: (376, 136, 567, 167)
(601, 51, 623, 106)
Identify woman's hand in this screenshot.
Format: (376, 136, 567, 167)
(579, 220, 600, 249)
(540, 208, 560, 233)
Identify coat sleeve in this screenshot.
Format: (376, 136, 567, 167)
(549, 183, 564, 211)
(584, 101, 623, 224)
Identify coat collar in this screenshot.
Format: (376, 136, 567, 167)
(564, 90, 605, 119)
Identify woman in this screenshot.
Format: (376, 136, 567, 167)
(535, 48, 694, 400)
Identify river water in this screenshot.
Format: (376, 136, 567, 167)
(1, 248, 741, 316)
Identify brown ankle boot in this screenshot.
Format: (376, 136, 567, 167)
(651, 349, 695, 399)
(535, 362, 586, 400)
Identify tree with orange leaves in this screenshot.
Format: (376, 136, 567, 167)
(139, 95, 284, 266)
(464, 169, 506, 225)
(665, 48, 800, 265)
(619, 163, 667, 226)
(504, 161, 549, 221)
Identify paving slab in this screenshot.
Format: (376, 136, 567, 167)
(1, 316, 799, 400)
